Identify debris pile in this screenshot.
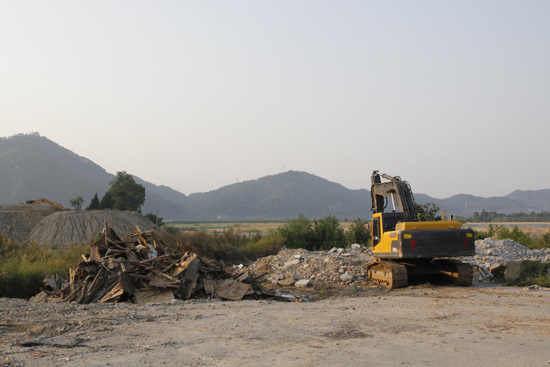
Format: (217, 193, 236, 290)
(461, 238, 550, 281)
(32, 225, 298, 304)
(248, 239, 550, 286)
(248, 246, 375, 288)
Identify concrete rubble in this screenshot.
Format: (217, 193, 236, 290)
(248, 247, 374, 288)
(461, 238, 550, 282)
(247, 238, 550, 287)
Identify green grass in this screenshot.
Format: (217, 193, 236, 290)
(0, 234, 88, 299)
(171, 228, 284, 264)
(506, 261, 550, 287)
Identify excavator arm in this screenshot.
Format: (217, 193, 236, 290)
(370, 171, 417, 222)
(26, 198, 66, 210)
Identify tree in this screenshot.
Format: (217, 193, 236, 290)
(87, 193, 100, 210)
(312, 215, 346, 251)
(415, 202, 440, 221)
(104, 171, 145, 211)
(99, 192, 114, 210)
(346, 218, 371, 245)
(278, 214, 313, 250)
(145, 213, 164, 227)
(69, 196, 84, 210)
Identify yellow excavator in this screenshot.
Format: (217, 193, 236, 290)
(366, 171, 475, 288)
(25, 198, 67, 210)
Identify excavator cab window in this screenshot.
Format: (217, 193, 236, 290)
(381, 212, 405, 232)
(372, 217, 381, 246)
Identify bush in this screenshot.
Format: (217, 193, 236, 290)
(169, 228, 282, 264)
(0, 234, 88, 299)
(506, 261, 550, 287)
(346, 218, 370, 246)
(278, 215, 367, 251)
(278, 215, 314, 250)
(311, 216, 346, 251)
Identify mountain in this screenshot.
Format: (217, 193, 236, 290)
(186, 171, 370, 220)
(0, 133, 189, 218)
(1, 133, 549, 220)
(414, 193, 535, 217)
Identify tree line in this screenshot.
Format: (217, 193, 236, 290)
(466, 210, 550, 222)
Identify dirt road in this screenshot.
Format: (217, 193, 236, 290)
(1, 284, 549, 367)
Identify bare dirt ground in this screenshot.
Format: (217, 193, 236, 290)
(2, 283, 549, 367)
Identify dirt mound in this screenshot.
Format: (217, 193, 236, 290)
(29, 210, 155, 248)
(0, 204, 64, 243)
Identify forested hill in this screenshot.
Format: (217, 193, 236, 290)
(186, 171, 370, 220)
(1, 133, 549, 220)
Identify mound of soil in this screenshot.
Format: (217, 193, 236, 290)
(0, 204, 64, 243)
(29, 210, 156, 248)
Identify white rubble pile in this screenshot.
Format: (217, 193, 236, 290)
(461, 238, 550, 282)
(249, 239, 550, 287)
(248, 246, 375, 287)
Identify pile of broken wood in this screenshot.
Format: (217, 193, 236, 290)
(32, 224, 299, 304)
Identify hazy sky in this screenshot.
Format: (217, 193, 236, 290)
(1, 1, 549, 198)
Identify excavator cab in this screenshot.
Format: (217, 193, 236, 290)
(371, 212, 405, 246)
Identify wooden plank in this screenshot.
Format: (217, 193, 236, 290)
(214, 279, 251, 301)
(133, 289, 174, 304)
(98, 282, 124, 303)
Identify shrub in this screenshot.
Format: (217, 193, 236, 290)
(311, 215, 346, 251)
(0, 234, 88, 299)
(506, 261, 550, 287)
(345, 218, 370, 246)
(169, 228, 281, 264)
(278, 214, 314, 250)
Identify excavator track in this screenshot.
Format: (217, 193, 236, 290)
(367, 261, 408, 288)
(435, 259, 474, 286)
(367, 259, 473, 288)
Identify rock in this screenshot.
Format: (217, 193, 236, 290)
(295, 279, 311, 288)
(340, 272, 353, 281)
(505, 260, 526, 281)
(284, 259, 300, 267)
(278, 277, 295, 286)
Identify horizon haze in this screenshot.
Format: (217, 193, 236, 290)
(1, 1, 549, 198)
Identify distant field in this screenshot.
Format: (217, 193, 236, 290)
(168, 221, 357, 236)
(168, 222, 283, 236)
(168, 221, 550, 238)
(465, 222, 550, 238)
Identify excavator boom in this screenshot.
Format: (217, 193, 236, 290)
(370, 171, 417, 222)
(25, 198, 66, 210)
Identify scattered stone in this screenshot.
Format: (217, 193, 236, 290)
(340, 272, 353, 281)
(295, 279, 311, 288)
(461, 238, 550, 282)
(278, 277, 295, 287)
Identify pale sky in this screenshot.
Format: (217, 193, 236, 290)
(1, 1, 549, 198)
